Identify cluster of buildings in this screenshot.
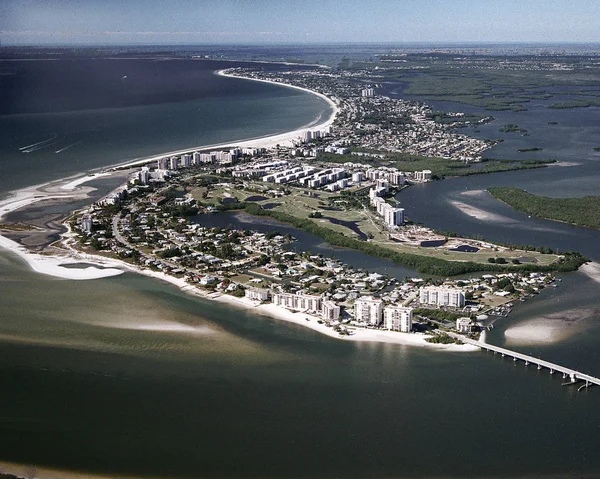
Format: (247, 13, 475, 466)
(369, 183, 405, 228)
(155, 147, 267, 173)
(419, 286, 466, 308)
(244, 289, 414, 333)
(354, 295, 413, 332)
(226, 67, 495, 163)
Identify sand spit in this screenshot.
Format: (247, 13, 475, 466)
(580, 261, 600, 284)
(450, 200, 515, 223)
(504, 307, 596, 345)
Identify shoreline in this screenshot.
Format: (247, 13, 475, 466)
(0, 66, 474, 352)
(48, 230, 483, 351)
(109, 69, 338, 170)
(0, 183, 475, 352)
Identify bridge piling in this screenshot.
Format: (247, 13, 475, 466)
(445, 333, 600, 392)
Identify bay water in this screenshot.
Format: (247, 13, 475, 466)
(0, 57, 599, 478)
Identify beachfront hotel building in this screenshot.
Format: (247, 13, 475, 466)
(245, 287, 270, 302)
(272, 292, 322, 314)
(456, 317, 472, 333)
(354, 296, 383, 325)
(157, 157, 169, 170)
(419, 287, 465, 308)
(383, 306, 413, 333)
(321, 300, 341, 321)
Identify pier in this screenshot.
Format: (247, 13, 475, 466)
(448, 333, 600, 391)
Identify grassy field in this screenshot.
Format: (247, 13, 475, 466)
(200, 181, 561, 268)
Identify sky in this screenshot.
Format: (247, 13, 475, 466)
(2, 0, 600, 46)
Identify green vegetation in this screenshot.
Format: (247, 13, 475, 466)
(425, 332, 463, 344)
(499, 124, 527, 133)
(413, 308, 469, 322)
(488, 187, 600, 231)
(517, 147, 543, 153)
(548, 99, 600, 109)
(231, 202, 587, 275)
(318, 151, 555, 179)
(593, 147, 600, 152)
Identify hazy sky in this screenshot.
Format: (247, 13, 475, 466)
(2, 0, 600, 45)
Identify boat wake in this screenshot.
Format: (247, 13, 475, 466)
(19, 134, 61, 153)
(55, 141, 82, 154)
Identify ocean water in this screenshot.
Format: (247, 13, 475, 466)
(1, 54, 600, 479)
(0, 58, 332, 194)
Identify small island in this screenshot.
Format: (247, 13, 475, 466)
(499, 123, 527, 133)
(488, 187, 600, 230)
(516, 147, 543, 153)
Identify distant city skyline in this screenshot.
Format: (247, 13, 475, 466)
(2, 0, 600, 46)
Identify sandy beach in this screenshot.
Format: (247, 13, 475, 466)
(0, 66, 477, 352)
(111, 69, 339, 170)
(450, 199, 515, 223)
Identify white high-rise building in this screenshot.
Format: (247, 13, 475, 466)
(139, 167, 150, 185)
(272, 292, 322, 314)
(245, 287, 270, 302)
(419, 287, 465, 308)
(415, 170, 432, 182)
(193, 151, 201, 165)
(389, 172, 406, 186)
(81, 215, 93, 233)
(182, 154, 192, 167)
(157, 157, 169, 170)
(321, 300, 340, 321)
(361, 88, 375, 98)
(382, 205, 404, 228)
(354, 296, 383, 325)
(169, 156, 179, 170)
(200, 153, 214, 164)
(352, 172, 364, 183)
(384, 306, 413, 332)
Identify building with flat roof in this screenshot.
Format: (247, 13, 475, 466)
(456, 317, 472, 333)
(419, 287, 465, 308)
(272, 292, 322, 314)
(245, 287, 270, 302)
(384, 306, 413, 332)
(354, 296, 383, 325)
(321, 300, 341, 321)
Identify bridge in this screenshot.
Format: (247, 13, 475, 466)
(447, 333, 600, 392)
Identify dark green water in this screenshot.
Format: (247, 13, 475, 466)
(1, 247, 600, 479)
(1, 57, 600, 479)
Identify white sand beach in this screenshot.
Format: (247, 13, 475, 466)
(113, 69, 339, 170)
(0, 69, 479, 352)
(450, 200, 515, 223)
(580, 261, 600, 284)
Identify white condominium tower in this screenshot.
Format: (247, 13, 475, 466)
(419, 287, 465, 308)
(354, 296, 383, 325)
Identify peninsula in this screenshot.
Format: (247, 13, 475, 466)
(0, 65, 587, 351)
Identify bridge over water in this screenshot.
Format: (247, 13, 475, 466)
(447, 333, 600, 392)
